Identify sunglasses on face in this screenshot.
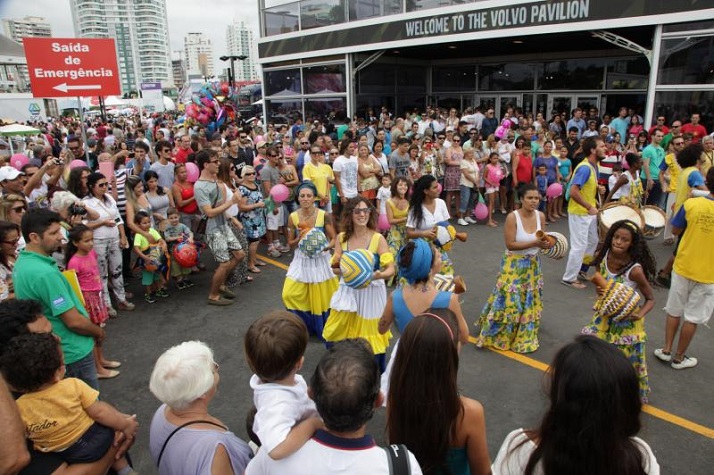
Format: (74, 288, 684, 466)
(243, 172, 255, 176)
(353, 208, 370, 215)
(162, 148, 171, 152)
(268, 154, 278, 158)
(11, 206, 27, 213)
(96, 183, 108, 188)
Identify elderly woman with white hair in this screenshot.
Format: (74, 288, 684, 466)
(149, 341, 252, 475)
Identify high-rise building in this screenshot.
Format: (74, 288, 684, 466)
(70, 0, 173, 94)
(184, 33, 214, 78)
(172, 50, 186, 89)
(2, 16, 52, 44)
(226, 20, 258, 82)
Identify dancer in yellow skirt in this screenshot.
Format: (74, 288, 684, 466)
(282, 183, 339, 339)
(323, 196, 395, 371)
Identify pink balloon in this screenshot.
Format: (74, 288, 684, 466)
(473, 202, 489, 221)
(254, 135, 263, 144)
(69, 159, 87, 170)
(270, 184, 290, 203)
(185, 162, 200, 183)
(10, 153, 29, 171)
(437, 182, 443, 195)
(546, 182, 563, 199)
(378, 213, 390, 231)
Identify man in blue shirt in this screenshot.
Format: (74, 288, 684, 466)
(566, 108, 586, 139)
(641, 129, 666, 209)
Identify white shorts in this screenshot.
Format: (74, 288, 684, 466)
(266, 205, 284, 231)
(664, 271, 714, 325)
(485, 187, 499, 195)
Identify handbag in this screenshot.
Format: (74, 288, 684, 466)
(383, 444, 411, 475)
(195, 182, 219, 236)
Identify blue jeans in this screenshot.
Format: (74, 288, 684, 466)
(65, 351, 99, 391)
(459, 185, 477, 214)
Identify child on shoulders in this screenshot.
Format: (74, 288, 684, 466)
(244, 311, 322, 460)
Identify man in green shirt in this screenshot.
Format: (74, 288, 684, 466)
(13, 209, 104, 390)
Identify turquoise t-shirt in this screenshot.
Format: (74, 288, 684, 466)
(13, 250, 94, 365)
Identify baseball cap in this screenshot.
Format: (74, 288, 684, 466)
(255, 140, 267, 149)
(606, 135, 615, 143)
(0, 166, 23, 182)
(446, 127, 454, 132)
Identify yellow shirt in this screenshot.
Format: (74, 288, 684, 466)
(17, 378, 98, 452)
(663, 153, 681, 194)
(673, 196, 714, 283)
(303, 162, 334, 201)
(568, 161, 598, 216)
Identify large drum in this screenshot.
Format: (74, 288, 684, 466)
(597, 202, 645, 239)
(641, 205, 666, 239)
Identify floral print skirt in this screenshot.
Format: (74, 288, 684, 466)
(475, 252, 543, 353)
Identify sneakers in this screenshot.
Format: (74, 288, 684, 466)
(176, 280, 189, 290)
(267, 245, 281, 258)
(653, 348, 672, 362)
(156, 288, 169, 298)
(277, 243, 291, 253)
(457, 218, 469, 226)
(465, 216, 477, 224)
(117, 300, 135, 311)
(671, 356, 697, 370)
(107, 306, 118, 318)
(656, 272, 671, 288)
(144, 293, 157, 304)
(183, 279, 195, 288)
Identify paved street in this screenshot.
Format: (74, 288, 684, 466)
(101, 217, 713, 474)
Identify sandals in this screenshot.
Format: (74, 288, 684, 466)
(561, 280, 587, 290)
(98, 369, 120, 379)
(487, 222, 498, 228)
(255, 260, 267, 267)
(102, 361, 121, 369)
(248, 266, 262, 273)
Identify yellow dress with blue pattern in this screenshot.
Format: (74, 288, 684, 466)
(282, 210, 339, 339)
(323, 232, 394, 357)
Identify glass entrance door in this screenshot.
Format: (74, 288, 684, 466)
(576, 96, 599, 113)
(548, 95, 573, 118)
(498, 95, 521, 119)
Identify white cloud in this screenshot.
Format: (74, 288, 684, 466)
(0, 0, 261, 56)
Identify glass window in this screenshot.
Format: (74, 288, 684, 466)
(605, 57, 649, 90)
(398, 65, 427, 94)
(265, 68, 302, 96)
(432, 66, 476, 92)
(396, 95, 426, 116)
(355, 95, 395, 119)
(358, 63, 395, 94)
(305, 98, 347, 121)
(654, 90, 714, 133)
(349, 0, 402, 20)
(266, 99, 303, 124)
(658, 36, 714, 85)
(264, 4, 299, 37)
(537, 59, 604, 90)
(663, 20, 714, 33)
(406, 0, 455, 12)
(304, 64, 346, 94)
(479, 64, 534, 91)
(301, 0, 345, 30)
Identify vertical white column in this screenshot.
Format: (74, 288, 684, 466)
(644, 25, 663, 130)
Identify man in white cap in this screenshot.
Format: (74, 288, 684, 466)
(0, 166, 25, 196)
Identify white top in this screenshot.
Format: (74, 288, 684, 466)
(406, 198, 450, 231)
(460, 158, 479, 187)
(245, 429, 422, 475)
(492, 429, 660, 475)
(82, 195, 122, 240)
(222, 183, 239, 218)
(610, 173, 624, 199)
(376, 186, 391, 215)
(332, 155, 359, 198)
(250, 374, 318, 454)
(512, 209, 541, 256)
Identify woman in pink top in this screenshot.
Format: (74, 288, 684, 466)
(65, 224, 121, 379)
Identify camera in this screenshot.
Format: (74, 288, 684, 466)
(69, 204, 88, 216)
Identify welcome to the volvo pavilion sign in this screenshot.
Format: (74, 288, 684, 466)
(259, 0, 714, 59)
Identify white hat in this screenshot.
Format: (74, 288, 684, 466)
(446, 127, 454, 132)
(0, 166, 23, 182)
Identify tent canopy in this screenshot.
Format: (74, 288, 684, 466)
(0, 124, 40, 136)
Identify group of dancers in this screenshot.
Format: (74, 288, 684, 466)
(280, 172, 661, 403)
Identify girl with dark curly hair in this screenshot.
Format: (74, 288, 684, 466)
(581, 219, 657, 402)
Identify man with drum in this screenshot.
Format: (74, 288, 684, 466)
(561, 137, 606, 289)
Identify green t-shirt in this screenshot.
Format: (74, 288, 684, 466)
(13, 250, 94, 365)
(134, 228, 162, 251)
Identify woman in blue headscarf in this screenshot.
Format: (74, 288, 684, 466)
(378, 238, 469, 400)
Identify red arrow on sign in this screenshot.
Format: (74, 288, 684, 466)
(23, 38, 121, 98)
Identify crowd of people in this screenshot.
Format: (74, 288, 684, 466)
(0, 102, 711, 474)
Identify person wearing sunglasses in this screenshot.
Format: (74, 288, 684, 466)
(0, 194, 29, 251)
(151, 140, 176, 189)
(0, 221, 20, 302)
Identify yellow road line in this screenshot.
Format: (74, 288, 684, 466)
(469, 336, 714, 439)
(262, 256, 714, 439)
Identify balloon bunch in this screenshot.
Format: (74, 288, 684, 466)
(184, 82, 239, 133)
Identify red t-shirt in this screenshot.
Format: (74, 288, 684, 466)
(681, 123, 707, 143)
(174, 147, 191, 164)
(515, 153, 533, 185)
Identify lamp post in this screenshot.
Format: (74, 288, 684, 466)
(219, 54, 248, 87)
